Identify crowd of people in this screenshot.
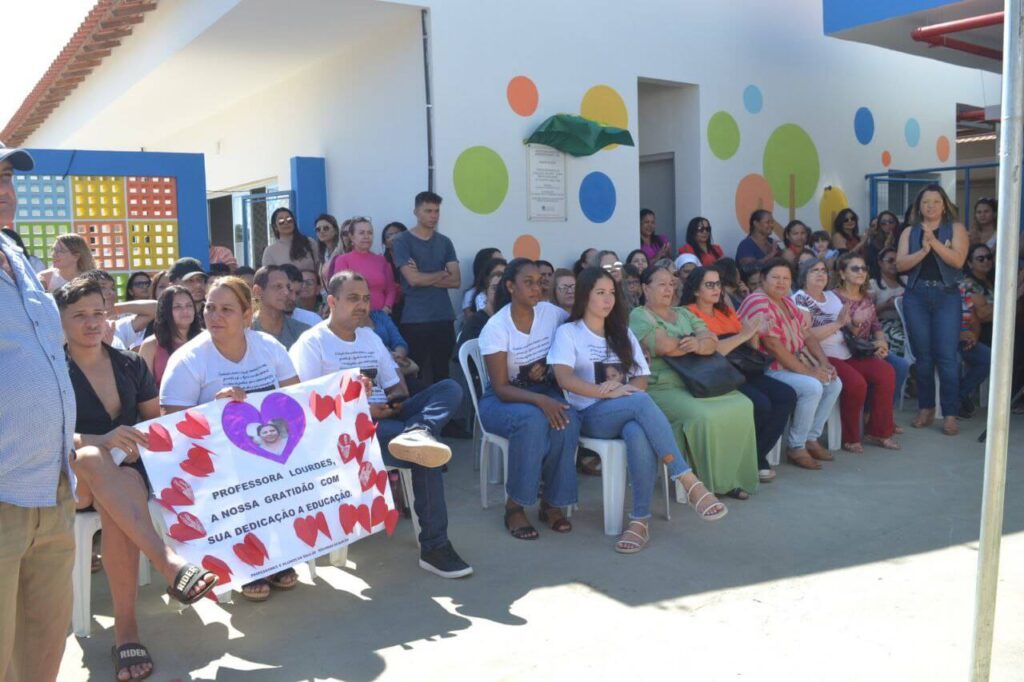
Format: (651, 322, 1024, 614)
(0, 137, 1015, 681)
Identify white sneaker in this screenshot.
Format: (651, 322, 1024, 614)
(758, 468, 776, 482)
(387, 428, 451, 468)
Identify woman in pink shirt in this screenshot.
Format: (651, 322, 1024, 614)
(327, 218, 398, 312)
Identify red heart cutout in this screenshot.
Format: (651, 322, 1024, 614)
(371, 495, 388, 527)
(233, 541, 264, 567)
(358, 461, 377, 492)
(355, 412, 376, 441)
(202, 555, 232, 584)
(147, 423, 173, 452)
(244, 532, 268, 560)
(179, 445, 214, 478)
(336, 433, 356, 464)
(342, 376, 362, 402)
(168, 511, 205, 542)
(294, 516, 319, 547)
(157, 477, 195, 511)
(339, 504, 357, 535)
(375, 470, 388, 494)
(315, 511, 331, 539)
(384, 509, 399, 537)
(309, 391, 337, 422)
(175, 410, 210, 439)
(355, 504, 371, 533)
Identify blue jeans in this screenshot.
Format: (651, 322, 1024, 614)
(376, 379, 462, 552)
(886, 352, 911, 404)
(478, 384, 580, 508)
(736, 374, 797, 469)
(765, 369, 843, 448)
(578, 393, 690, 520)
(902, 284, 961, 414)
(960, 342, 991, 401)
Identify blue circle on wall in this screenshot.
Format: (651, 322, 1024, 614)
(905, 118, 921, 147)
(579, 172, 616, 223)
(854, 107, 874, 145)
(743, 85, 763, 114)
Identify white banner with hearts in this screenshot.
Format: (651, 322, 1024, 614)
(138, 369, 396, 592)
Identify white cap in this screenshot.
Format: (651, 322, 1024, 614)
(674, 253, 701, 269)
(0, 142, 34, 171)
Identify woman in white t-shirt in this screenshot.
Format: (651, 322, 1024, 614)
(478, 259, 579, 540)
(548, 267, 726, 553)
(159, 276, 300, 602)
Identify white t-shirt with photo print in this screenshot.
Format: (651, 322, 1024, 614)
(160, 329, 297, 407)
(289, 323, 400, 404)
(547, 320, 650, 410)
(478, 301, 568, 388)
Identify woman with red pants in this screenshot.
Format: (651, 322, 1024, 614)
(792, 256, 898, 452)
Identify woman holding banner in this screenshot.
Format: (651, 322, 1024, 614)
(57, 277, 219, 681)
(160, 276, 301, 602)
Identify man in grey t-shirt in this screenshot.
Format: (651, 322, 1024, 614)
(391, 191, 461, 383)
(251, 265, 310, 349)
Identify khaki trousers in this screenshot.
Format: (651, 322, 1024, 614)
(0, 474, 75, 682)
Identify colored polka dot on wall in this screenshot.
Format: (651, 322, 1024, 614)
(936, 135, 951, 162)
(507, 76, 539, 117)
(905, 118, 921, 147)
(734, 173, 775, 232)
(708, 111, 740, 160)
(579, 171, 616, 223)
(762, 124, 820, 211)
(580, 85, 628, 150)
(453, 146, 509, 215)
(819, 185, 849, 231)
(854, 107, 874, 145)
(881, 150, 892, 167)
(743, 85, 763, 114)
(513, 234, 541, 260)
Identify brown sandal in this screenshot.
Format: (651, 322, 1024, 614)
(787, 448, 822, 470)
(806, 441, 834, 461)
(864, 435, 902, 450)
(538, 502, 572, 533)
(912, 409, 936, 428)
(942, 416, 959, 436)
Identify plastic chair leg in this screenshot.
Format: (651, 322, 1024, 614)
(600, 447, 628, 536)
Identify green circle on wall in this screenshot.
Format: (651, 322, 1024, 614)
(707, 111, 740, 160)
(453, 146, 509, 214)
(762, 123, 820, 208)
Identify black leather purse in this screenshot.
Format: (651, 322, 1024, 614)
(842, 327, 878, 358)
(662, 341, 745, 398)
(719, 334, 772, 377)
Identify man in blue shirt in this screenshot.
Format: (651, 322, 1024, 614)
(0, 143, 78, 682)
(391, 191, 461, 384)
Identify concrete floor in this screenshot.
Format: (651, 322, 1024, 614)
(58, 406, 1024, 681)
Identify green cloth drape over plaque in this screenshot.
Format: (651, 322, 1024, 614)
(525, 114, 635, 157)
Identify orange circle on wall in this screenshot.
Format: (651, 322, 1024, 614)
(936, 135, 951, 162)
(507, 76, 539, 117)
(513, 234, 541, 260)
(734, 173, 775, 232)
(881, 150, 892, 167)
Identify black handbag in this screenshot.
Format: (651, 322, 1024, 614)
(842, 327, 877, 358)
(662, 344, 745, 398)
(719, 334, 771, 377)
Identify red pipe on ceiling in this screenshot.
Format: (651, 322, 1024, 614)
(911, 11, 1004, 60)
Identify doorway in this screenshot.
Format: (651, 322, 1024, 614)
(639, 154, 675, 252)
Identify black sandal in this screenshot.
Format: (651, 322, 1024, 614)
(725, 488, 750, 500)
(267, 567, 298, 590)
(504, 505, 539, 540)
(538, 502, 572, 533)
(577, 452, 602, 476)
(241, 579, 271, 602)
(166, 564, 218, 605)
(111, 642, 154, 681)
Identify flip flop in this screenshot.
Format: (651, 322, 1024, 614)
(267, 568, 298, 590)
(166, 564, 218, 606)
(111, 642, 153, 681)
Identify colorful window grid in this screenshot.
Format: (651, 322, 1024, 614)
(129, 221, 178, 269)
(75, 221, 128, 270)
(14, 175, 71, 221)
(126, 176, 178, 219)
(72, 176, 125, 219)
(14, 222, 72, 267)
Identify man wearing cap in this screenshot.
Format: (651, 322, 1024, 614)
(0, 143, 79, 681)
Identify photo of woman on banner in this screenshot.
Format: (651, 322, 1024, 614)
(247, 420, 289, 455)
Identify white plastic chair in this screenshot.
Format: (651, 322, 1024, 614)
(457, 339, 510, 508)
(825, 401, 842, 450)
(577, 436, 672, 537)
(894, 296, 942, 417)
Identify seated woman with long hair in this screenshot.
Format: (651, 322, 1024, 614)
(550, 267, 726, 552)
(738, 259, 842, 470)
(682, 266, 797, 483)
(478, 258, 580, 540)
(138, 285, 203, 387)
(677, 216, 724, 266)
(629, 264, 759, 498)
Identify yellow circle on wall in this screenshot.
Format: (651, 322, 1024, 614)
(580, 85, 628, 150)
(819, 185, 849, 231)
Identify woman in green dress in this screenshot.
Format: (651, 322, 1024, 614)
(629, 264, 759, 497)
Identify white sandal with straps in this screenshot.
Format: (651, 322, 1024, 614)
(615, 520, 650, 554)
(684, 480, 728, 521)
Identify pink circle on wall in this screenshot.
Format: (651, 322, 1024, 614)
(513, 234, 541, 260)
(507, 76, 539, 117)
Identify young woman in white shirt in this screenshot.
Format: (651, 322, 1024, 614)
(478, 258, 580, 540)
(159, 276, 300, 602)
(548, 267, 726, 553)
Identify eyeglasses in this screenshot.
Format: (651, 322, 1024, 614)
(846, 265, 868, 273)
(602, 262, 623, 271)
(132, 279, 152, 288)
(879, 218, 897, 225)
(314, 224, 334, 233)
(696, 225, 711, 233)
(277, 216, 294, 224)
(702, 281, 722, 289)
(557, 284, 575, 293)
(974, 254, 993, 262)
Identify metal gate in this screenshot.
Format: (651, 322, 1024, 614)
(241, 190, 294, 267)
(866, 162, 998, 219)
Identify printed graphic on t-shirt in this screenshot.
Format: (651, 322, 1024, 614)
(329, 349, 386, 402)
(515, 358, 551, 387)
(216, 364, 278, 394)
(793, 293, 835, 328)
(594, 361, 627, 384)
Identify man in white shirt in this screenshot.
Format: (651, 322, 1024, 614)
(290, 270, 472, 579)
